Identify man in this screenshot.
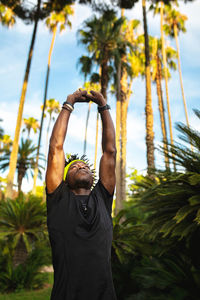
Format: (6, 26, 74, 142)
(46, 89, 117, 300)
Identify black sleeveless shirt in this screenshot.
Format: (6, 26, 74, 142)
(46, 179, 117, 300)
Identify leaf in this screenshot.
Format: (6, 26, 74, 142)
(173, 205, 198, 224)
(188, 195, 200, 206)
(189, 174, 200, 185)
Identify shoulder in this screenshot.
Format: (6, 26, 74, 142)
(46, 181, 68, 212)
(93, 179, 114, 215)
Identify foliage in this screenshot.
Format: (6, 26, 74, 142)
(112, 110, 200, 299)
(0, 240, 51, 293)
(0, 138, 44, 191)
(0, 193, 48, 260)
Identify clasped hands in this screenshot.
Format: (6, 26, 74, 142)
(67, 89, 106, 107)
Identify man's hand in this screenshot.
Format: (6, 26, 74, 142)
(67, 89, 89, 106)
(85, 90, 106, 106)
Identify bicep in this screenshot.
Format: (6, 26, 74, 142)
(45, 145, 65, 194)
(99, 151, 116, 195)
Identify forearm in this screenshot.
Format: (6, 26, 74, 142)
(49, 108, 71, 149)
(100, 110, 116, 154)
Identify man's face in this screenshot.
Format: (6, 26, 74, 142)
(66, 161, 93, 189)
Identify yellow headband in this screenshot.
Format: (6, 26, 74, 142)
(63, 159, 87, 181)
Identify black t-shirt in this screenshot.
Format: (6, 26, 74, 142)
(46, 179, 117, 300)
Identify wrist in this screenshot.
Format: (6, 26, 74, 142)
(97, 99, 106, 107)
(66, 96, 75, 106)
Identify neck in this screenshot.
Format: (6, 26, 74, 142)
(70, 187, 91, 195)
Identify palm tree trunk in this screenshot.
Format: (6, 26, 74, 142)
(142, 0, 155, 173)
(160, 1, 176, 171)
(156, 53, 170, 169)
(100, 52, 108, 101)
(13, 238, 28, 267)
(115, 62, 122, 214)
(120, 56, 128, 205)
(6, 0, 41, 198)
(94, 111, 99, 170)
(83, 101, 92, 155)
(174, 23, 192, 150)
(32, 26, 57, 194)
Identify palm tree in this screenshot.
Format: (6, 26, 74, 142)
(115, 18, 141, 213)
(22, 117, 40, 139)
(0, 138, 44, 192)
(151, 37, 177, 169)
(158, 1, 176, 170)
(0, 134, 12, 153)
(82, 82, 101, 155)
(6, 0, 42, 198)
(43, 99, 61, 161)
(164, 5, 190, 134)
(78, 9, 125, 100)
(0, 3, 16, 27)
(32, 4, 74, 194)
(0, 193, 47, 266)
(142, 0, 155, 173)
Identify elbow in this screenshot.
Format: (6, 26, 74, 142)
(105, 146, 117, 157)
(49, 137, 63, 153)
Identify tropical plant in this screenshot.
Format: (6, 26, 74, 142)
(0, 3, 16, 27)
(22, 117, 40, 139)
(5, 0, 42, 198)
(0, 193, 48, 268)
(131, 109, 200, 246)
(0, 138, 44, 192)
(42, 98, 61, 161)
(32, 4, 74, 194)
(164, 4, 190, 132)
(0, 134, 13, 152)
(150, 36, 177, 169)
(78, 9, 125, 100)
(0, 239, 50, 292)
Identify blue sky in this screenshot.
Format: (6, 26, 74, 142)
(0, 0, 199, 191)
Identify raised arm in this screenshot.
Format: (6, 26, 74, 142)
(86, 91, 116, 195)
(45, 89, 88, 194)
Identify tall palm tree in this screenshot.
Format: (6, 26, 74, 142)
(142, 0, 155, 173)
(163, 5, 190, 134)
(160, 1, 176, 170)
(82, 82, 100, 156)
(0, 3, 16, 27)
(151, 37, 177, 169)
(6, 0, 42, 198)
(32, 4, 73, 194)
(78, 9, 125, 100)
(0, 134, 12, 153)
(115, 18, 141, 213)
(42, 99, 60, 161)
(22, 117, 40, 139)
(0, 138, 44, 192)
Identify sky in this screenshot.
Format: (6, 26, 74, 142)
(0, 0, 200, 192)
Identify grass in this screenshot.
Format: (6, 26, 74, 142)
(0, 273, 53, 300)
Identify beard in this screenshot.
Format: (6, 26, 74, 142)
(67, 172, 93, 190)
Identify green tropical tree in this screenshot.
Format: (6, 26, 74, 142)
(0, 3, 15, 27)
(0, 134, 12, 153)
(43, 98, 60, 161)
(133, 109, 200, 245)
(151, 37, 177, 169)
(0, 138, 44, 192)
(32, 4, 73, 194)
(22, 117, 40, 139)
(164, 5, 191, 134)
(82, 82, 100, 156)
(5, 0, 42, 198)
(0, 193, 47, 267)
(78, 9, 125, 100)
